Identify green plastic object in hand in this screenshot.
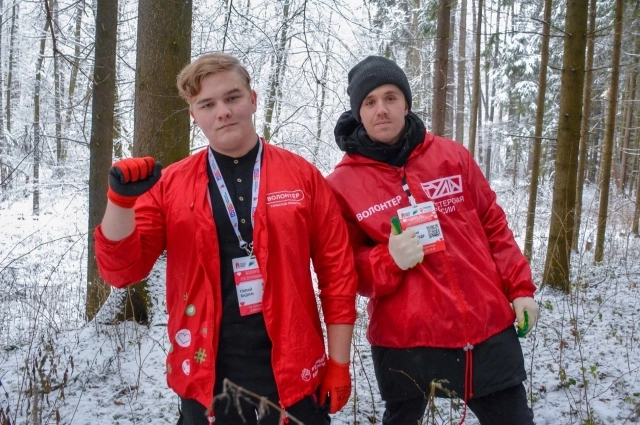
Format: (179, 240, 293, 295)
(391, 216, 402, 234)
(517, 311, 530, 338)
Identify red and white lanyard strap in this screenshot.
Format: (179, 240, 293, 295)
(207, 139, 263, 256)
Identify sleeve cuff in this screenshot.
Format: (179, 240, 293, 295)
(321, 295, 357, 324)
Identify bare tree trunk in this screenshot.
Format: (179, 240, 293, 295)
(542, 0, 589, 292)
(32, 14, 51, 217)
(313, 26, 332, 166)
(524, 0, 552, 261)
(431, 0, 451, 136)
(6, 1, 19, 134)
(455, 0, 467, 145)
(52, 0, 63, 166)
(633, 161, 640, 235)
(129, 0, 192, 323)
(468, 0, 483, 158)
(632, 117, 640, 234)
(628, 100, 640, 198)
(572, 0, 597, 252)
(627, 118, 640, 198)
(479, 6, 489, 168)
(406, 0, 422, 109)
(86, 0, 119, 321)
(0, 0, 5, 195)
(263, 0, 290, 142)
(445, 7, 456, 139)
(484, 0, 501, 179)
(587, 99, 603, 183)
(65, 0, 84, 136)
(112, 1, 126, 160)
(619, 71, 636, 192)
(272, 36, 291, 140)
(594, 0, 623, 263)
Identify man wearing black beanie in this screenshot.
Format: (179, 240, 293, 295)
(326, 55, 538, 425)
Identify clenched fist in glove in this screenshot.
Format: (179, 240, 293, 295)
(318, 358, 351, 414)
(107, 157, 162, 209)
(388, 228, 424, 270)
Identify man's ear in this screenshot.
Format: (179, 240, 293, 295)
(251, 89, 258, 113)
(404, 101, 409, 115)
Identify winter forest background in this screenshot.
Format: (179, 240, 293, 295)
(1, 0, 640, 424)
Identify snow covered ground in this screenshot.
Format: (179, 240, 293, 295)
(2, 179, 640, 425)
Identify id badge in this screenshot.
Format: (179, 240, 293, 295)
(397, 201, 446, 255)
(232, 256, 264, 316)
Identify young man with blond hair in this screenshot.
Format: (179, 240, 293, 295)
(95, 53, 357, 425)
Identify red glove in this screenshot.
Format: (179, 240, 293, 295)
(107, 157, 162, 208)
(318, 358, 351, 414)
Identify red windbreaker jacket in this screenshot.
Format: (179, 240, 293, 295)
(94, 143, 357, 409)
(326, 132, 535, 349)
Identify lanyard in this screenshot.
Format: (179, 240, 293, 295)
(400, 171, 417, 207)
(207, 139, 263, 256)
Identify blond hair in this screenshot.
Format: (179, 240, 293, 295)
(176, 53, 251, 104)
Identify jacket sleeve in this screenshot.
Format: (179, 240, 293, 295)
(308, 168, 358, 325)
(331, 191, 405, 300)
(94, 186, 167, 289)
(465, 151, 536, 301)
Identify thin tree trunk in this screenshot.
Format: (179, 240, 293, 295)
(432, 0, 451, 136)
(32, 15, 51, 217)
(524, 0, 552, 261)
(0, 0, 5, 194)
(628, 97, 640, 198)
(468, 0, 483, 158)
(632, 116, 640, 234)
(86, 0, 119, 321)
(542, 0, 589, 292)
(633, 160, 640, 234)
(6, 2, 19, 134)
(455, 0, 467, 145)
(313, 25, 332, 166)
(572, 0, 597, 252)
(445, 7, 456, 139)
(271, 36, 291, 140)
(594, 0, 623, 263)
(587, 99, 603, 183)
(65, 0, 84, 134)
(408, 0, 422, 110)
(263, 0, 290, 142)
(484, 0, 501, 179)
(112, 1, 126, 159)
(52, 0, 63, 165)
(619, 71, 636, 192)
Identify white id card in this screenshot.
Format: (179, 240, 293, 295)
(232, 256, 265, 316)
(397, 201, 446, 255)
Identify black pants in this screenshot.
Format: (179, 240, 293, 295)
(177, 393, 331, 425)
(381, 383, 534, 425)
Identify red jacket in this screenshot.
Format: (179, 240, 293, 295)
(95, 143, 357, 409)
(326, 132, 535, 349)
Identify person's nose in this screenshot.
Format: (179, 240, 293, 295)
(216, 103, 232, 120)
(375, 102, 388, 117)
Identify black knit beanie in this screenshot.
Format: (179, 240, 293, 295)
(347, 56, 412, 122)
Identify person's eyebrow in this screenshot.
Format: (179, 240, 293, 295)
(196, 88, 242, 105)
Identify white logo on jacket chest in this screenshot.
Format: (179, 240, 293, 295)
(421, 175, 462, 199)
(266, 190, 304, 208)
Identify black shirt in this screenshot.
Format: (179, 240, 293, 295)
(206, 140, 277, 395)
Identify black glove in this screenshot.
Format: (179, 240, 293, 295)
(107, 157, 162, 208)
